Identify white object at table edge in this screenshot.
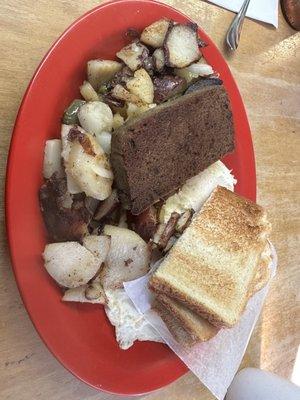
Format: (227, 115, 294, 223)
(209, 0, 279, 28)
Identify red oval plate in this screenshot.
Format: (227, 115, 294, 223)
(6, 0, 255, 395)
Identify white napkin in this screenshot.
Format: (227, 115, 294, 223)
(208, 0, 279, 28)
(124, 244, 277, 400)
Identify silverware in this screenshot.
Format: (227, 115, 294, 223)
(226, 0, 251, 51)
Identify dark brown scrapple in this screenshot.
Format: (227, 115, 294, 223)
(111, 85, 235, 215)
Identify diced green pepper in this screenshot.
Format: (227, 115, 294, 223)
(98, 83, 110, 95)
(62, 99, 86, 125)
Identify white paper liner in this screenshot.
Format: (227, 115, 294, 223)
(124, 243, 277, 400)
(208, 0, 279, 28)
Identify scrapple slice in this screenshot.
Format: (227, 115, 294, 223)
(111, 85, 234, 214)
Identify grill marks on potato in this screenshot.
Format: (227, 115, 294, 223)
(68, 127, 96, 156)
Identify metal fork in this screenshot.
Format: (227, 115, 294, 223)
(226, 0, 251, 51)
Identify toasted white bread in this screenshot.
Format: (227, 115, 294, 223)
(153, 246, 271, 345)
(252, 244, 272, 294)
(152, 245, 271, 345)
(150, 186, 271, 328)
(156, 293, 218, 341)
(153, 298, 197, 347)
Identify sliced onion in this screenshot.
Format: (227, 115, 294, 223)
(95, 131, 112, 154)
(94, 190, 119, 221)
(91, 164, 114, 179)
(186, 63, 213, 76)
(66, 171, 82, 194)
(43, 139, 64, 179)
(118, 211, 128, 228)
(78, 101, 113, 135)
(80, 80, 100, 102)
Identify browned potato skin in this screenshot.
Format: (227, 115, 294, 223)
(163, 23, 201, 68)
(102, 93, 125, 109)
(156, 212, 180, 249)
(130, 206, 158, 242)
(116, 40, 149, 71)
(153, 75, 187, 103)
(175, 209, 194, 234)
(153, 48, 165, 72)
(142, 56, 155, 76)
(39, 174, 91, 242)
(110, 66, 134, 87)
(94, 190, 119, 221)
